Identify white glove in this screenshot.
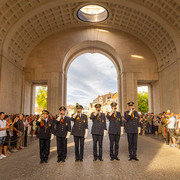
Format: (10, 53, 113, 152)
(128, 109, 133, 116)
(84, 129, 88, 138)
(66, 131, 71, 139)
(50, 134, 54, 140)
(57, 115, 61, 122)
(138, 127, 141, 134)
(104, 130, 107, 136)
(73, 113, 77, 119)
(121, 127, 124, 135)
(37, 117, 41, 122)
(94, 111, 98, 116)
(109, 110, 114, 116)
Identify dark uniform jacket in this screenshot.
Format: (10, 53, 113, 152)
(36, 118, 53, 139)
(71, 114, 88, 137)
(107, 112, 122, 135)
(124, 110, 139, 133)
(54, 116, 71, 137)
(90, 112, 107, 135)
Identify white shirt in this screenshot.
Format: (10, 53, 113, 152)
(0, 119, 7, 137)
(168, 116, 176, 129)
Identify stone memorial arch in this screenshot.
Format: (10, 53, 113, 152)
(0, 0, 179, 115)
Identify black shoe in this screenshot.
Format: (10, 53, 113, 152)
(80, 159, 83, 162)
(75, 159, 79, 162)
(62, 159, 65, 162)
(114, 157, 120, 161)
(44, 160, 48, 163)
(133, 157, 139, 161)
(99, 157, 103, 161)
(40, 159, 44, 164)
(110, 157, 114, 161)
(128, 157, 133, 161)
(93, 157, 97, 161)
(57, 159, 61, 163)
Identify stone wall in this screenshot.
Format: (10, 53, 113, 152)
(0, 56, 23, 114)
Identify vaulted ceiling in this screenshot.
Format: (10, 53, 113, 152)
(0, 0, 180, 70)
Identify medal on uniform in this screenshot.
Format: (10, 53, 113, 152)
(131, 113, 134, 118)
(76, 116, 80, 120)
(84, 120, 85, 123)
(113, 113, 116, 118)
(40, 119, 44, 127)
(97, 114, 100, 121)
(61, 119, 64, 123)
(66, 123, 68, 126)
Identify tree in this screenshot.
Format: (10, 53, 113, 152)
(74, 102, 79, 113)
(138, 91, 148, 113)
(36, 87, 47, 110)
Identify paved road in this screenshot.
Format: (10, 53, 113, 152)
(0, 129, 180, 180)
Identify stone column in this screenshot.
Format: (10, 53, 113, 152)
(148, 84, 153, 113)
(117, 72, 122, 112)
(23, 80, 32, 115)
(121, 72, 138, 113)
(47, 72, 64, 115)
(152, 81, 160, 114)
(30, 84, 36, 115)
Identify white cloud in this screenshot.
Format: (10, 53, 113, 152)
(138, 86, 148, 93)
(67, 53, 117, 106)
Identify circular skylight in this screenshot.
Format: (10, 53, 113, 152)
(77, 5, 108, 22)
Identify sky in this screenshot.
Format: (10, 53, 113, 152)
(138, 86, 148, 93)
(67, 53, 118, 106)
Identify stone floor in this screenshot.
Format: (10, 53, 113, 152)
(0, 130, 180, 180)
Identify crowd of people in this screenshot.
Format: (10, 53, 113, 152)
(0, 112, 57, 160)
(0, 108, 180, 161)
(139, 110, 180, 148)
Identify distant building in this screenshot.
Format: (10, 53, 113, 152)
(90, 92, 118, 113)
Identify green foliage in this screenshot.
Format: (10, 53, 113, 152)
(74, 102, 79, 114)
(36, 87, 47, 110)
(138, 91, 149, 113)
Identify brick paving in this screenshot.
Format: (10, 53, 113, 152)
(0, 126, 180, 180)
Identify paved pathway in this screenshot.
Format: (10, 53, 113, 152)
(0, 129, 180, 180)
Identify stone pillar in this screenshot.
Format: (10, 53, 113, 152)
(63, 72, 67, 106)
(23, 81, 32, 115)
(47, 72, 64, 115)
(30, 84, 36, 115)
(117, 72, 122, 112)
(152, 81, 160, 114)
(177, 57, 180, 110)
(148, 84, 153, 113)
(121, 72, 138, 113)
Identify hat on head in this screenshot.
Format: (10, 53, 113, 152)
(95, 104, 101, 108)
(127, 101, 134, 106)
(111, 102, 117, 106)
(42, 110, 49, 114)
(76, 104, 83, 109)
(59, 106, 66, 111)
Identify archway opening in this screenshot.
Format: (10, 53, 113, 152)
(66, 53, 118, 116)
(137, 85, 149, 113)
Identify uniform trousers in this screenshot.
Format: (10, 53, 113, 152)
(127, 133, 138, 158)
(74, 136, 84, 160)
(39, 139, 50, 161)
(109, 134, 120, 158)
(92, 134, 103, 158)
(56, 136, 66, 160)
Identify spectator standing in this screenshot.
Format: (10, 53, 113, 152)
(0, 112, 9, 159)
(167, 113, 176, 147)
